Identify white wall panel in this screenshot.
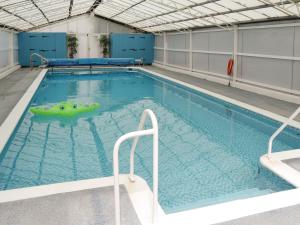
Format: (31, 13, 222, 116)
(156, 21, 300, 101)
(154, 49, 164, 62)
(293, 62, 300, 91)
(192, 32, 209, 50)
(239, 27, 294, 56)
(240, 56, 293, 89)
(0, 31, 10, 69)
(209, 31, 234, 52)
(209, 54, 231, 76)
(294, 27, 300, 57)
(167, 51, 189, 68)
(13, 33, 18, 65)
(77, 34, 89, 58)
(192, 52, 208, 71)
(155, 35, 164, 48)
(166, 33, 189, 50)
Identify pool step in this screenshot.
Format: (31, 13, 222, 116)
(201, 188, 274, 207)
(168, 188, 274, 214)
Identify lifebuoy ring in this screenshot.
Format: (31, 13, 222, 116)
(227, 58, 234, 76)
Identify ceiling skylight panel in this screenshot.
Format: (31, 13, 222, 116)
(213, 14, 236, 23)
(150, 0, 175, 12)
(101, 0, 129, 13)
(193, 18, 212, 26)
(175, 21, 195, 28)
(241, 10, 268, 20)
(37, 0, 69, 15)
(255, 7, 288, 17)
(72, 0, 95, 15)
(133, 2, 165, 17)
(157, 14, 180, 22)
(114, 13, 141, 23)
(162, 0, 194, 7)
(0, 11, 19, 23)
(187, 19, 205, 26)
(0, 0, 22, 7)
(139, 1, 168, 13)
(192, 5, 216, 15)
(282, 3, 300, 16)
(204, 3, 229, 13)
(217, 0, 245, 10)
(204, 16, 226, 25)
(48, 12, 69, 20)
(230, 0, 263, 8)
(124, 7, 156, 20)
(132, 20, 159, 28)
(4, 19, 33, 30)
(226, 12, 251, 22)
(168, 11, 193, 20)
(95, 10, 118, 18)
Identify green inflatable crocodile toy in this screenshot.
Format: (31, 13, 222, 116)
(30, 102, 100, 117)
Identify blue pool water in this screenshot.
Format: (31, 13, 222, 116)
(1, 68, 299, 213)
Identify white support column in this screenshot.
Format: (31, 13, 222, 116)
(189, 30, 192, 71)
(232, 25, 238, 83)
(163, 32, 167, 65)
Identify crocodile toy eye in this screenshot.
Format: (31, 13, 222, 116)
(73, 104, 77, 109)
(60, 105, 65, 110)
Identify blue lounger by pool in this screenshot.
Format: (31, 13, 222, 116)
(108, 58, 135, 65)
(47, 58, 79, 67)
(47, 58, 135, 67)
(78, 58, 109, 65)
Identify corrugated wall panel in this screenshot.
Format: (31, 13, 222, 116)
(192, 52, 208, 71)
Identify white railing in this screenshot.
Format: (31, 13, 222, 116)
(30, 53, 48, 69)
(113, 109, 159, 225)
(268, 106, 300, 158)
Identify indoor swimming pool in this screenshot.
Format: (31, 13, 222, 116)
(0, 68, 299, 214)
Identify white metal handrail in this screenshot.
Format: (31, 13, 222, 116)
(268, 106, 300, 158)
(30, 53, 48, 69)
(113, 109, 158, 225)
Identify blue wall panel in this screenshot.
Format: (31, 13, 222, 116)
(110, 33, 154, 64)
(18, 32, 67, 67)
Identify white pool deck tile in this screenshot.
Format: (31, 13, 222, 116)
(0, 185, 141, 225)
(1, 66, 300, 225)
(214, 203, 300, 225)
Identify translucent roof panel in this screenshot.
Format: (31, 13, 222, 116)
(0, 0, 299, 31)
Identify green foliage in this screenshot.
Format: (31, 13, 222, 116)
(99, 35, 110, 58)
(67, 35, 78, 58)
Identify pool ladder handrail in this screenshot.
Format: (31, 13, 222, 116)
(30, 53, 48, 69)
(268, 106, 300, 158)
(113, 109, 158, 225)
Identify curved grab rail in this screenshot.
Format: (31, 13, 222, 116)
(113, 109, 158, 225)
(30, 53, 48, 69)
(268, 106, 300, 158)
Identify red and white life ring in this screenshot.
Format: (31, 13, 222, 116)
(227, 58, 234, 76)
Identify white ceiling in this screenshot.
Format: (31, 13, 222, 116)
(0, 0, 300, 32)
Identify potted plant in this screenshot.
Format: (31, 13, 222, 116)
(67, 34, 78, 58)
(99, 34, 110, 58)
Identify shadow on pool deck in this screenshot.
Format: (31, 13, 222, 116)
(0, 185, 141, 225)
